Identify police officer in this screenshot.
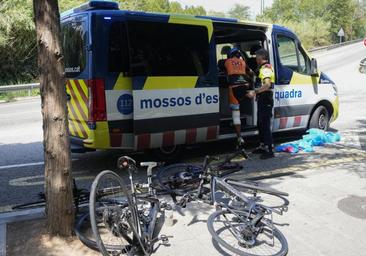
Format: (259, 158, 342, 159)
(252, 49, 275, 159)
(224, 48, 255, 147)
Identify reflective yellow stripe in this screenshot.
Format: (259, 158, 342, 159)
(331, 96, 339, 121)
(113, 73, 133, 90)
(143, 76, 198, 90)
(78, 79, 88, 98)
(69, 80, 88, 119)
(83, 121, 110, 149)
(67, 104, 84, 138)
(290, 72, 315, 85)
(168, 15, 213, 41)
(68, 118, 77, 136)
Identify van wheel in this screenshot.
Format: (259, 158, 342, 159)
(153, 145, 182, 161)
(309, 106, 330, 130)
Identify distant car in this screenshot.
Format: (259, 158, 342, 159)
(360, 58, 366, 74)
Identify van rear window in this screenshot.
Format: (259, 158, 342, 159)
(127, 21, 210, 77)
(61, 21, 87, 77)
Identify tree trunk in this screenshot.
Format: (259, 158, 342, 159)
(33, 0, 74, 236)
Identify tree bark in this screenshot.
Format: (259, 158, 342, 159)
(33, 0, 74, 236)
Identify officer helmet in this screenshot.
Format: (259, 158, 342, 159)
(228, 47, 242, 58)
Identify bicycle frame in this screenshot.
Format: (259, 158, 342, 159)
(124, 158, 167, 255)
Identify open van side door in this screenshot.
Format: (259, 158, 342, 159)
(272, 26, 318, 131)
(126, 15, 220, 150)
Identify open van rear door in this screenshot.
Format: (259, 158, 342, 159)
(126, 16, 220, 150)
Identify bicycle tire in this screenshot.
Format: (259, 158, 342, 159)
(156, 163, 203, 195)
(75, 212, 135, 253)
(89, 170, 140, 256)
(225, 179, 289, 209)
(207, 210, 288, 256)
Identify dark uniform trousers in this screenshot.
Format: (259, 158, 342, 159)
(257, 96, 273, 151)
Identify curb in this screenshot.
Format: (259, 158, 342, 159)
(0, 208, 45, 225)
(0, 208, 44, 256)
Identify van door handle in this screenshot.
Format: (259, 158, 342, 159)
(279, 79, 290, 84)
(66, 93, 71, 101)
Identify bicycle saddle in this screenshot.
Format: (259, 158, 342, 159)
(117, 156, 136, 170)
(140, 162, 158, 168)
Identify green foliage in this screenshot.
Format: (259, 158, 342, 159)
(208, 11, 226, 18)
(118, 0, 206, 15)
(0, 0, 207, 86)
(259, 0, 366, 47)
(1, 0, 365, 86)
(282, 18, 331, 48)
(228, 4, 251, 20)
(0, 88, 40, 102)
(0, 0, 36, 86)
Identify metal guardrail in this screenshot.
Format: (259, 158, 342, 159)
(0, 83, 40, 96)
(360, 58, 366, 74)
(308, 38, 363, 53)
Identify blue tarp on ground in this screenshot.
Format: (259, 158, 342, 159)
(275, 129, 341, 154)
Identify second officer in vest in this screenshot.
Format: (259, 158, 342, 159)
(252, 49, 275, 159)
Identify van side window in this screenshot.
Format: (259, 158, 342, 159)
(61, 21, 86, 77)
(277, 35, 298, 72)
(298, 46, 311, 75)
(127, 21, 210, 76)
(108, 22, 129, 72)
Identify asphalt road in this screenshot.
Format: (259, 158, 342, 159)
(0, 42, 366, 212)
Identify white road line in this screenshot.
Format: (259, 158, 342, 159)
(0, 159, 79, 170)
(0, 162, 44, 170)
(0, 223, 5, 256)
(8, 170, 93, 187)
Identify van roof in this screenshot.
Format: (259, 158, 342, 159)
(61, 0, 272, 29)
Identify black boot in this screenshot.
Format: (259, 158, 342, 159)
(252, 143, 266, 154)
(260, 145, 275, 159)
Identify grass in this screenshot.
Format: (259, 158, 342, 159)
(0, 89, 40, 102)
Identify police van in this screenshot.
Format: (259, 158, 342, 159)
(61, 1, 339, 156)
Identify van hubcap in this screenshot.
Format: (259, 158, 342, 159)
(318, 114, 327, 129)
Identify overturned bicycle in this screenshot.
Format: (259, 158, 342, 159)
(73, 147, 289, 256)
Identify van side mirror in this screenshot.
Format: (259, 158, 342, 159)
(311, 58, 319, 76)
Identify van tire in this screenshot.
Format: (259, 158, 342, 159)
(153, 145, 182, 161)
(309, 106, 330, 130)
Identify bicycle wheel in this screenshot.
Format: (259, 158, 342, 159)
(225, 179, 289, 210)
(156, 164, 203, 195)
(207, 210, 288, 256)
(89, 170, 140, 256)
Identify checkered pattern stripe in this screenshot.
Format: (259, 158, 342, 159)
(273, 115, 309, 130)
(133, 126, 219, 150)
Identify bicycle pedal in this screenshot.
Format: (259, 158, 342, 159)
(159, 235, 172, 245)
(161, 202, 173, 211)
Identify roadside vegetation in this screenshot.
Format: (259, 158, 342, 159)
(0, 0, 365, 86)
(0, 89, 40, 102)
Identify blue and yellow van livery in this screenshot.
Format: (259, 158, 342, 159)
(61, 1, 339, 154)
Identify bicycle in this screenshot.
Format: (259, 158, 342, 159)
(87, 156, 172, 256)
(207, 172, 289, 256)
(156, 147, 289, 211)
(157, 151, 289, 256)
